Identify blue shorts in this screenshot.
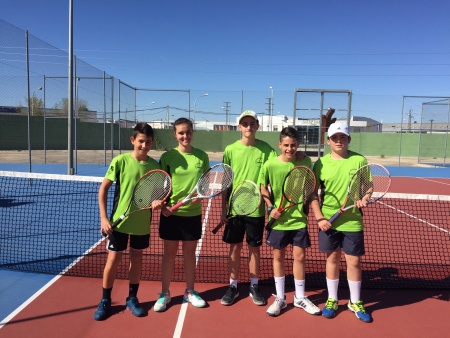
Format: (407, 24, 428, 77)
(222, 216, 265, 247)
(159, 214, 202, 241)
(318, 229, 365, 256)
(106, 231, 150, 252)
(266, 228, 311, 249)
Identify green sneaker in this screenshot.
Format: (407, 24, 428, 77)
(348, 300, 373, 323)
(322, 298, 338, 318)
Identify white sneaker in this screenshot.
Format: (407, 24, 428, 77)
(293, 295, 321, 315)
(266, 295, 287, 317)
(154, 291, 171, 312)
(183, 290, 206, 308)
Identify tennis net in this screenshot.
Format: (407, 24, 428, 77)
(1, 171, 449, 289)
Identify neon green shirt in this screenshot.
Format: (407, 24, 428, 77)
(313, 151, 368, 231)
(223, 139, 277, 217)
(260, 157, 312, 230)
(160, 147, 209, 216)
(105, 152, 160, 235)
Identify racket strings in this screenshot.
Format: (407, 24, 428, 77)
(231, 183, 260, 215)
(349, 165, 391, 202)
(283, 168, 316, 204)
(198, 165, 233, 196)
(133, 172, 171, 208)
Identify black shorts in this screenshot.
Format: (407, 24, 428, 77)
(106, 231, 150, 252)
(266, 228, 311, 249)
(222, 216, 265, 247)
(159, 214, 202, 241)
(318, 229, 365, 256)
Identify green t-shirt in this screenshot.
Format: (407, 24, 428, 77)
(223, 139, 277, 217)
(105, 152, 160, 235)
(260, 157, 312, 230)
(160, 147, 210, 216)
(313, 151, 368, 231)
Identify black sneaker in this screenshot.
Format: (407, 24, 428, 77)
(221, 285, 239, 306)
(249, 284, 266, 306)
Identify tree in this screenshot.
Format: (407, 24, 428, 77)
(52, 97, 90, 117)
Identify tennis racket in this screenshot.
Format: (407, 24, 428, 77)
(102, 169, 172, 236)
(211, 180, 261, 234)
(265, 166, 316, 230)
(170, 163, 234, 211)
(328, 163, 391, 223)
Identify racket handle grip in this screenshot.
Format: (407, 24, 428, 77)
(170, 200, 185, 212)
(102, 216, 125, 237)
(212, 221, 225, 234)
(265, 218, 276, 230)
(328, 212, 341, 224)
(111, 215, 125, 228)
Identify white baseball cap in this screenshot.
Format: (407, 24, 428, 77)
(238, 110, 258, 123)
(327, 122, 350, 137)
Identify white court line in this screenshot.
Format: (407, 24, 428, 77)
(379, 198, 450, 235)
(415, 177, 450, 186)
(0, 238, 106, 329)
(173, 197, 213, 338)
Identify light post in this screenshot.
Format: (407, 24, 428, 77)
(269, 86, 273, 131)
(193, 93, 208, 126)
(201, 117, 209, 130)
(139, 102, 156, 123)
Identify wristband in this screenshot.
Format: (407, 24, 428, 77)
(316, 218, 327, 223)
(267, 206, 275, 216)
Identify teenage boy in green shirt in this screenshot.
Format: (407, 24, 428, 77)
(311, 121, 373, 323)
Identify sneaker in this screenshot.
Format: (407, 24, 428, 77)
(249, 284, 266, 306)
(266, 295, 287, 317)
(322, 298, 338, 318)
(126, 296, 146, 317)
(293, 295, 321, 315)
(154, 291, 171, 312)
(348, 300, 373, 323)
(221, 285, 239, 306)
(93, 298, 111, 321)
(184, 290, 207, 308)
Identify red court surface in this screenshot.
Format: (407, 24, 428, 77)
(1, 175, 449, 337)
(1, 276, 449, 338)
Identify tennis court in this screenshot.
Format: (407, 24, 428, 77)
(0, 166, 449, 337)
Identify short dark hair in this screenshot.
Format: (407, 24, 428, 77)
(173, 117, 193, 131)
(133, 122, 154, 138)
(279, 126, 298, 142)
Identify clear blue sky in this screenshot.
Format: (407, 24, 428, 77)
(1, 0, 450, 123)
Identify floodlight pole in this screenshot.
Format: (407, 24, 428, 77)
(67, 0, 74, 175)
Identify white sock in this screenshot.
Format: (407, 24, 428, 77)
(294, 279, 305, 299)
(274, 276, 285, 299)
(230, 278, 238, 288)
(326, 277, 339, 301)
(250, 278, 258, 286)
(348, 279, 361, 303)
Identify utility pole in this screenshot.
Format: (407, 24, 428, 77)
(223, 102, 230, 130)
(266, 97, 272, 131)
(166, 105, 170, 129)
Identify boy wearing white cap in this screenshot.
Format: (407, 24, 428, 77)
(220, 110, 277, 306)
(310, 121, 373, 323)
